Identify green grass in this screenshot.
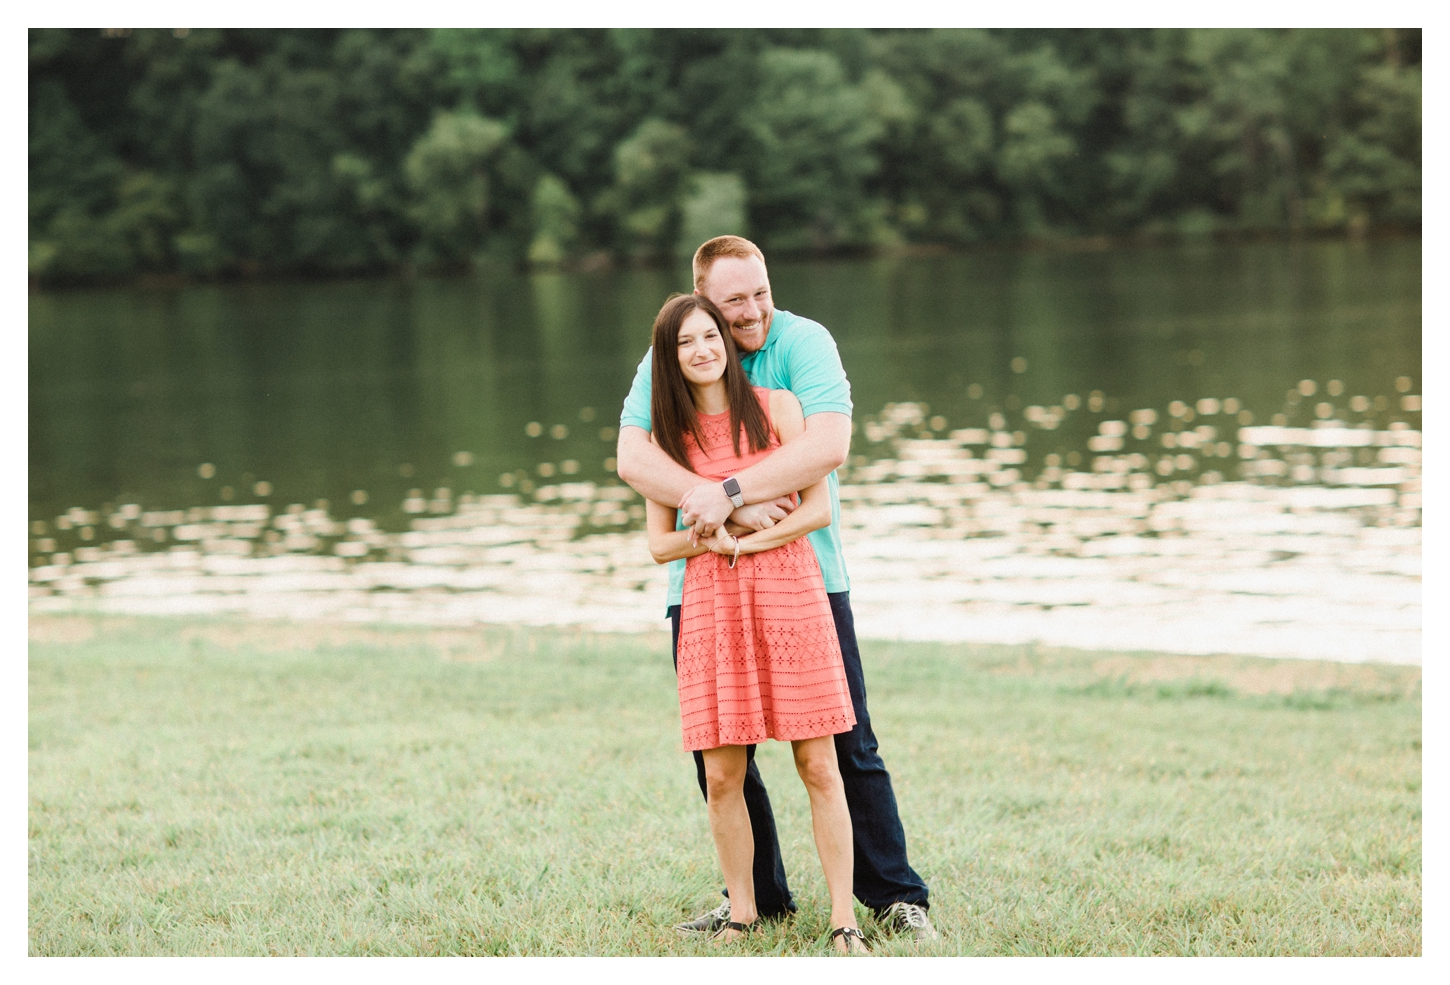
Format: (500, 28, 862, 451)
(29, 615, 1421, 955)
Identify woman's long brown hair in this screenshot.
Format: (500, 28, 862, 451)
(649, 293, 771, 472)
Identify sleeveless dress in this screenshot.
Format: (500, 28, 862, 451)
(676, 387, 857, 751)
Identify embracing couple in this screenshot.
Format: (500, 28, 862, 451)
(616, 236, 936, 954)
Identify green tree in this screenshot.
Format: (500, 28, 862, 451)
(996, 102, 1077, 234)
(677, 173, 748, 258)
(1321, 36, 1420, 229)
(527, 174, 583, 267)
(598, 118, 693, 260)
(745, 47, 885, 251)
(404, 110, 510, 266)
(28, 77, 127, 279)
(26, 27, 1421, 285)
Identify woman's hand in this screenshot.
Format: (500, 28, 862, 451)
(729, 495, 797, 531)
(704, 527, 740, 557)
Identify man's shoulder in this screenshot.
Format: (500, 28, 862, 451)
(771, 309, 837, 350)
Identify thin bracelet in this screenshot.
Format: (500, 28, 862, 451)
(729, 535, 741, 569)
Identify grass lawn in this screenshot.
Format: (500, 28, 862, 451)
(28, 614, 1421, 956)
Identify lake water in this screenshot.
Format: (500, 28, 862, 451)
(29, 238, 1422, 663)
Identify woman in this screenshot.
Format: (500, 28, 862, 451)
(644, 293, 868, 955)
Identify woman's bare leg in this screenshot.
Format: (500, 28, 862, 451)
(700, 744, 756, 939)
(791, 735, 864, 953)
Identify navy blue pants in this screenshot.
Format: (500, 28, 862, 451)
(669, 591, 929, 918)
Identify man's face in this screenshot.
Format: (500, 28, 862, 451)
(698, 255, 773, 353)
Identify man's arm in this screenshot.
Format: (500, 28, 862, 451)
(677, 411, 851, 538)
(615, 425, 702, 509)
(617, 425, 802, 530)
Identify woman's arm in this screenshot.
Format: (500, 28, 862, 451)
(646, 498, 710, 564)
(704, 390, 830, 557)
(644, 430, 711, 563)
(726, 477, 830, 555)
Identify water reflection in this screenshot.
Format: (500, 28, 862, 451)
(29, 240, 1419, 662)
(30, 382, 1421, 665)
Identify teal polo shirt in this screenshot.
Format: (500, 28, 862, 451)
(618, 308, 853, 607)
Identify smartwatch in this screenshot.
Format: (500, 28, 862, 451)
(722, 477, 744, 508)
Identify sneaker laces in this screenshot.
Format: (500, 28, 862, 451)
(889, 902, 930, 929)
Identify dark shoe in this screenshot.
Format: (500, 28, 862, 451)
(878, 901, 939, 941)
(829, 925, 869, 955)
(674, 899, 732, 936)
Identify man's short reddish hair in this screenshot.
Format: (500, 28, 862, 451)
(692, 235, 766, 292)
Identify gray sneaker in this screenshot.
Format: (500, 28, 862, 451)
(878, 901, 939, 941)
(674, 899, 732, 936)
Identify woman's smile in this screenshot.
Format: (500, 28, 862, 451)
(677, 308, 729, 388)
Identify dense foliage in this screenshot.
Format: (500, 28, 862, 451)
(29, 28, 1420, 284)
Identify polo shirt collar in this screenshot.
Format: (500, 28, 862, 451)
(751, 307, 792, 356)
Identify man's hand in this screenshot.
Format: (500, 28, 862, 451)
(729, 496, 797, 532)
(678, 482, 735, 542)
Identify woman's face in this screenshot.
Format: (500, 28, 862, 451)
(676, 308, 728, 388)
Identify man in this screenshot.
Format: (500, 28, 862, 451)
(616, 235, 937, 941)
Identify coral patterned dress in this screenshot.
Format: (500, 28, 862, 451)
(675, 387, 856, 751)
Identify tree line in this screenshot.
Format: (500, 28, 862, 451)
(29, 28, 1420, 285)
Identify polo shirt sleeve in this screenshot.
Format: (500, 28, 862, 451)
(619, 347, 655, 432)
(784, 321, 853, 419)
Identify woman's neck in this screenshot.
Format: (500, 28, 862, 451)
(689, 379, 729, 416)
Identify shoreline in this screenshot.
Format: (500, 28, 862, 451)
(27, 226, 1422, 295)
(28, 611, 1421, 696)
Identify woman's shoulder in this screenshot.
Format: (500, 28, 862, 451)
(764, 388, 804, 428)
(755, 385, 799, 407)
